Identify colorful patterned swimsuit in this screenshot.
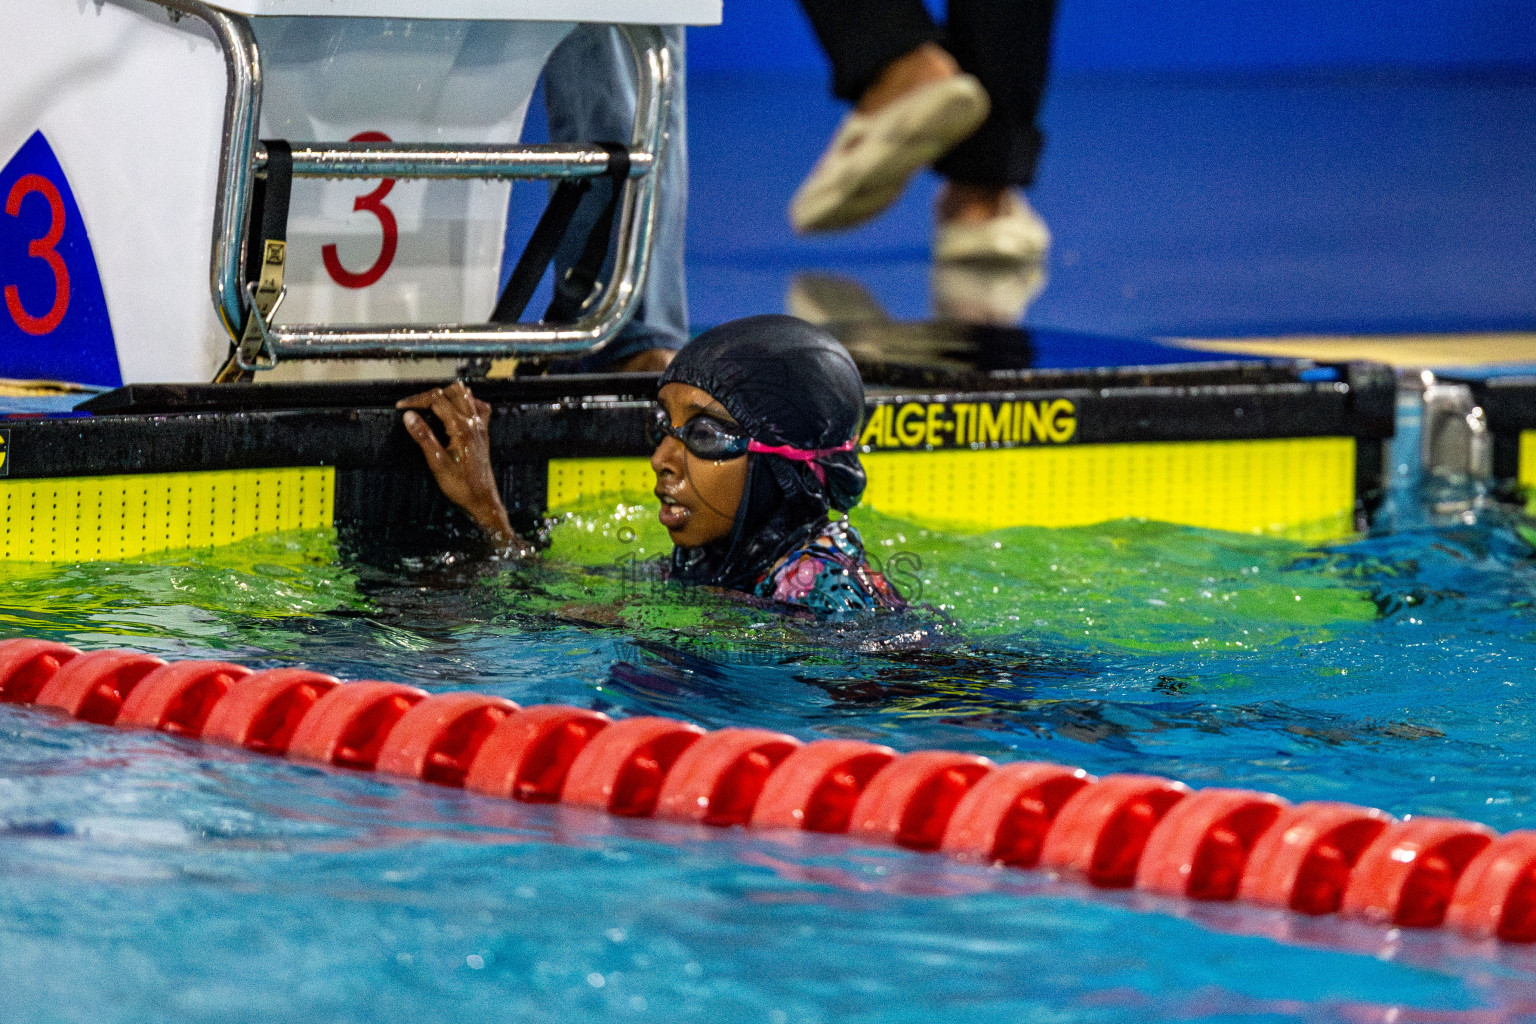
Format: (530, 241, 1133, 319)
(753, 520, 906, 618)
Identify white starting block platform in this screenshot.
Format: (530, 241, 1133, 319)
(0, 0, 717, 387)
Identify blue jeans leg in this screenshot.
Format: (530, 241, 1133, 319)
(542, 24, 688, 370)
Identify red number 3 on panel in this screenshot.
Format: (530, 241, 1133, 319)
(322, 130, 398, 289)
(4, 173, 71, 335)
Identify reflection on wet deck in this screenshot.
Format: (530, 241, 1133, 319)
(674, 74, 1536, 341)
(1178, 333, 1536, 369)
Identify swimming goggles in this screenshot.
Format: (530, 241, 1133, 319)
(647, 406, 751, 460)
(647, 406, 858, 482)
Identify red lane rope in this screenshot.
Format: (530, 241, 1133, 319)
(5, 638, 1535, 944)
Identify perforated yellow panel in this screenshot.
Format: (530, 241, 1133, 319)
(548, 437, 1356, 541)
(0, 467, 334, 562)
(547, 457, 656, 511)
(861, 437, 1355, 540)
(1520, 431, 1536, 494)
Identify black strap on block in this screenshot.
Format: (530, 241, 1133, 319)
(490, 143, 631, 326)
(215, 139, 294, 383)
(244, 139, 293, 300)
(544, 144, 630, 324)
(489, 177, 591, 325)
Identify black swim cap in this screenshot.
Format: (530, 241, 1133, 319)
(657, 314, 868, 591)
(658, 314, 866, 510)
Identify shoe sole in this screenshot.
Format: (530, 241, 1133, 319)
(790, 77, 990, 234)
(934, 230, 1051, 266)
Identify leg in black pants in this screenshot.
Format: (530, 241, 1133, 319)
(797, 0, 1057, 189)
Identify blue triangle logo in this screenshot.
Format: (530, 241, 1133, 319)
(0, 131, 119, 387)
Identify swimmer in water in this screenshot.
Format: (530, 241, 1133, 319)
(400, 314, 904, 617)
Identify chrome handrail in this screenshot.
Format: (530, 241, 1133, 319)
(254, 142, 654, 180)
(156, 0, 263, 344)
(148, 4, 672, 367)
(265, 25, 670, 362)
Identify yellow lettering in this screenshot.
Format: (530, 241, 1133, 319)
(895, 403, 926, 447)
(862, 397, 1073, 447)
(859, 405, 888, 448)
(1021, 401, 1048, 443)
(925, 403, 947, 447)
(952, 403, 973, 445)
(1048, 399, 1077, 442)
(978, 402, 1012, 444)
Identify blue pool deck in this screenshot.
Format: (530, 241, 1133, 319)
(635, 68, 1536, 341)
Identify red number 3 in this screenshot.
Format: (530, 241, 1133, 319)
(4, 173, 71, 335)
(322, 130, 398, 289)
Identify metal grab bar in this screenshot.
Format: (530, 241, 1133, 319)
(254, 323, 648, 360)
(267, 28, 671, 362)
(154, 0, 262, 344)
(149, 1, 673, 367)
(253, 142, 654, 181)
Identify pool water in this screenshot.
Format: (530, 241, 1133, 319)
(7, 398, 1536, 1022)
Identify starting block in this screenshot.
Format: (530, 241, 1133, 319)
(0, 0, 718, 387)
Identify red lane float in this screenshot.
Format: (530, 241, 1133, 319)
(35, 649, 167, 725)
(850, 750, 993, 850)
(117, 660, 254, 736)
(288, 681, 428, 769)
(1342, 817, 1497, 928)
(202, 668, 340, 755)
(1239, 801, 1394, 915)
(375, 692, 520, 786)
(1039, 774, 1191, 887)
(0, 639, 78, 703)
(655, 728, 802, 825)
(465, 705, 612, 802)
(7, 639, 1536, 944)
(562, 716, 705, 816)
(750, 739, 896, 832)
(1446, 831, 1536, 943)
(1136, 788, 1289, 901)
(941, 762, 1094, 867)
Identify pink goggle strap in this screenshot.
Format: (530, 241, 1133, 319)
(746, 439, 856, 485)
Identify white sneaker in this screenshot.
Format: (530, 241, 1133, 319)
(931, 262, 1047, 326)
(933, 191, 1051, 265)
(789, 75, 990, 234)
